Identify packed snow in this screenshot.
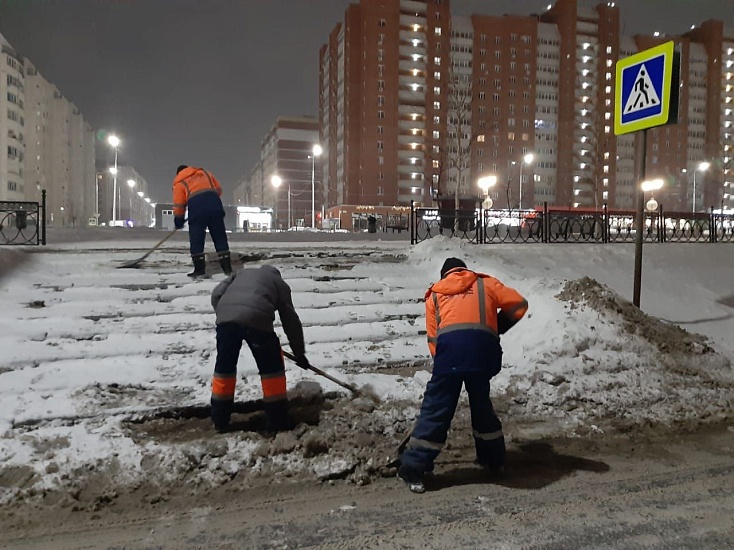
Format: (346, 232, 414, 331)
(1, 235, 733, 506)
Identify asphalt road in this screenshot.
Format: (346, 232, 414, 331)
(4, 425, 733, 550)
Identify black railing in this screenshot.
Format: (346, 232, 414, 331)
(0, 190, 46, 245)
(411, 201, 734, 246)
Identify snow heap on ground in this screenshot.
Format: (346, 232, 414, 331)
(0, 236, 732, 509)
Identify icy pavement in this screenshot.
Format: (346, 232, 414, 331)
(0, 236, 733, 506)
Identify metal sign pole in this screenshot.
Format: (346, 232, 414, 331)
(633, 129, 647, 308)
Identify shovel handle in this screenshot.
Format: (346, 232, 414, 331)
(282, 350, 360, 395)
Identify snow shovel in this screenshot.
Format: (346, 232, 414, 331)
(282, 350, 361, 397)
(118, 224, 183, 269)
(386, 427, 413, 468)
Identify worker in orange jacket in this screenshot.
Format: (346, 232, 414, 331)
(172, 165, 231, 278)
(397, 257, 528, 493)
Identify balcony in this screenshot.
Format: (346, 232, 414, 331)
(399, 14, 427, 27)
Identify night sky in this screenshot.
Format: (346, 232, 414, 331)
(1, 0, 732, 202)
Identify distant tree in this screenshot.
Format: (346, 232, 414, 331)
(440, 68, 477, 233)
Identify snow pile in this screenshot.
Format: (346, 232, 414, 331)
(1, 236, 733, 509)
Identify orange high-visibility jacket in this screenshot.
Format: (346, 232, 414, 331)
(425, 267, 528, 373)
(172, 167, 222, 217)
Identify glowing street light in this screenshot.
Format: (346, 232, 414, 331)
(271, 175, 283, 230)
(107, 135, 120, 224)
(478, 175, 497, 209)
(642, 178, 664, 211)
(693, 161, 710, 213)
(309, 144, 323, 229)
(126, 179, 136, 226)
(519, 153, 534, 209)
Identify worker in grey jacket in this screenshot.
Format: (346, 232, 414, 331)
(210, 264, 310, 433)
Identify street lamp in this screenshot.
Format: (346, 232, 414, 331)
(127, 179, 136, 226)
(309, 144, 323, 229)
(641, 178, 664, 211)
(271, 175, 282, 230)
(519, 153, 534, 210)
(693, 161, 710, 213)
(478, 175, 498, 209)
(94, 172, 103, 223)
(107, 135, 120, 224)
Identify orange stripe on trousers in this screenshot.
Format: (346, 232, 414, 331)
(212, 377, 236, 399)
(261, 375, 287, 400)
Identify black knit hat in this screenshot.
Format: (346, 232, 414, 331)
(440, 257, 467, 278)
(176, 165, 188, 174)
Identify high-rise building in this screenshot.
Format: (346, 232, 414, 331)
(319, 0, 452, 210)
(0, 33, 26, 202)
(2, 34, 96, 225)
(253, 116, 320, 229)
(319, 0, 733, 213)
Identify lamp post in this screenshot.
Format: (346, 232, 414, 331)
(143, 197, 155, 227)
(519, 153, 534, 210)
(137, 190, 144, 226)
(126, 179, 136, 226)
(692, 161, 710, 213)
(271, 175, 282, 230)
(641, 178, 664, 212)
(107, 135, 120, 224)
(94, 172, 103, 224)
(478, 175, 498, 209)
(309, 144, 322, 229)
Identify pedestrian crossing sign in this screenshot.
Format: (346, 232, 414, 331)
(615, 41, 679, 135)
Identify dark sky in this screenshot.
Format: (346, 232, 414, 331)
(1, 0, 733, 202)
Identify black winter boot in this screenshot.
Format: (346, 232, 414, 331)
(218, 251, 232, 276)
(187, 253, 207, 278)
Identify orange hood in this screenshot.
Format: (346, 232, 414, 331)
(173, 166, 200, 184)
(425, 268, 478, 298)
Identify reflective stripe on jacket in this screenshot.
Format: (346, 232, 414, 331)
(172, 167, 223, 217)
(425, 267, 528, 373)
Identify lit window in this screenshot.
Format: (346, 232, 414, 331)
(435, 27, 442, 36)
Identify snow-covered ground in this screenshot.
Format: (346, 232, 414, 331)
(1, 235, 733, 506)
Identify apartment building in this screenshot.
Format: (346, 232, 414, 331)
(2, 34, 96, 225)
(253, 116, 320, 229)
(1, 33, 25, 202)
(319, 0, 733, 213)
(319, 0, 452, 210)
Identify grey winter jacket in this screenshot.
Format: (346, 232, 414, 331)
(211, 265, 305, 357)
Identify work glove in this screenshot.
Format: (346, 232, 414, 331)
(497, 311, 518, 335)
(294, 354, 312, 370)
(174, 216, 185, 229)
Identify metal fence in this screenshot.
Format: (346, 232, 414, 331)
(410, 201, 734, 245)
(0, 190, 46, 246)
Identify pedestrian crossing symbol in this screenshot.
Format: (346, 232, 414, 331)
(615, 41, 679, 135)
(623, 64, 660, 114)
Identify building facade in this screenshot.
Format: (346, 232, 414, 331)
(2, 34, 98, 225)
(319, 0, 734, 213)
(1, 33, 26, 202)
(247, 116, 320, 229)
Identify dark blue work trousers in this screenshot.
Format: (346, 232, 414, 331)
(189, 211, 229, 256)
(400, 371, 505, 473)
(211, 323, 288, 431)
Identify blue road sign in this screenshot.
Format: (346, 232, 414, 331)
(615, 41, 678, 135)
